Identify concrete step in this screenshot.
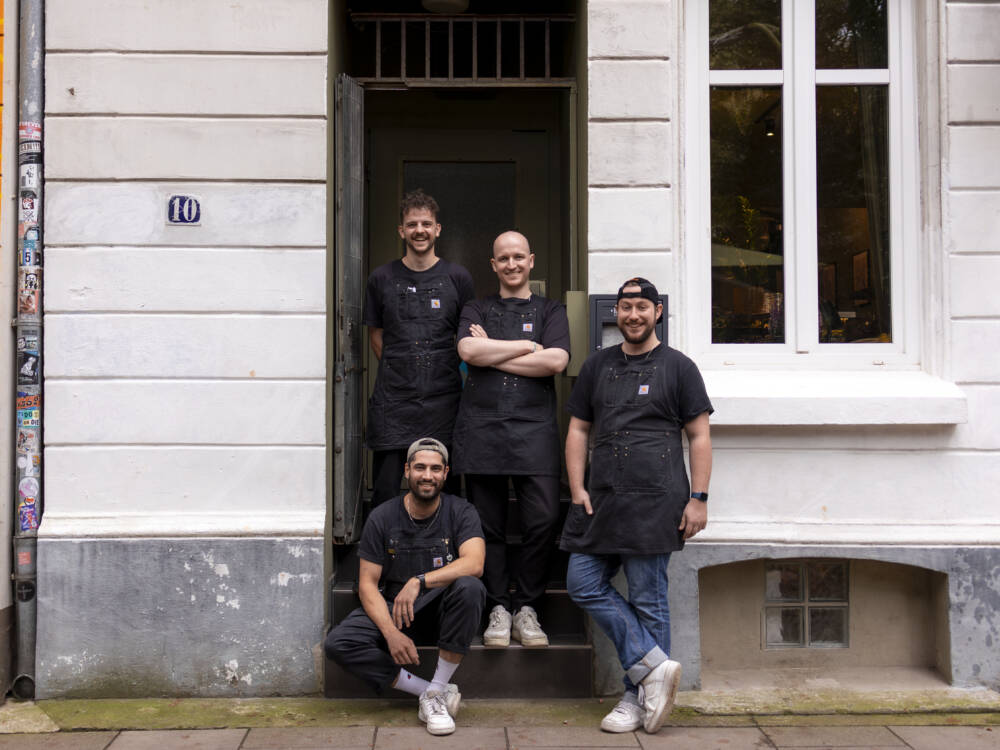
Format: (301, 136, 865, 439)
(324, 638, 593, 698)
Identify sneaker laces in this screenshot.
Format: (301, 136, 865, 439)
(517, 607, 541, 629)
(488, 608, 508, 628)
(425, 692, 449, 717)
(611, 700, 636, 717)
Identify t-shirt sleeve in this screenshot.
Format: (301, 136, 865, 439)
(540, 300, 571, 355)
(678, 359, 715, 423)
(357, 509, 387, 566)
(453, 266, 476, 309)
(453, 501, 484, 548)
(456, 299, 484, 341)
(363, 271, 384, 328)
(566, 354, 598, 423)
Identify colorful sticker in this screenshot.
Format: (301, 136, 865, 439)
(17, 429, 40, 453)
(638, 384, 650, 395)
(17, 350, 39, 383)
(17, 392, 41, 428)
(19, 163, 40, 190)
(17, 550, 31, 567)
(16, 452, 41, 477)
(523, 322, 533, 332)
(19, 121, 42, 141)
(431, 298, 441, 309)
(18, 500, 38, 532)
(432, 556, 444, 568)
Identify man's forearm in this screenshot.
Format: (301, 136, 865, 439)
(688, 433, 712, 493)
(565, 423, 590, 494)
(493, 348, 569, 377)
(458, 337, 534, 367)
(359, 580, 400, 639)
(421, 552, 483, 589)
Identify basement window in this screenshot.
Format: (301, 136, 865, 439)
(763, 560, 849, 648)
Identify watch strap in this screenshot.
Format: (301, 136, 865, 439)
(690, 492, 709, 502)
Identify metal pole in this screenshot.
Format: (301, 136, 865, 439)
(12, 0, 43, 701)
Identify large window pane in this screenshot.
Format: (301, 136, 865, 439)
(710, 0, 781, 70)
(711, 87, 784, 343)
(809, 607, 848, 646)
(765, 562, 802, 601)
(765, 607, 803, 646)
(816, 0, 888, 70)
(816, 86, 890, 343)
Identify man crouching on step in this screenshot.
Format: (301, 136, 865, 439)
(325, 438, 486, 736)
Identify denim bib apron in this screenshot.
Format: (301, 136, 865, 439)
(561, 353, 691, 554)
(452, 296, 560, 476)
(367, 264, 464, 450)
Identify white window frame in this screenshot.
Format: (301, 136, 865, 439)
(683, 0, 921, 371)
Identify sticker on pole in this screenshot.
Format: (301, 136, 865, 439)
(167, 195, 201, 226)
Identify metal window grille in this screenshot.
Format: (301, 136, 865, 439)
(350, 13, 575, 86)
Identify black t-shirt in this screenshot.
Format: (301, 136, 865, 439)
(567, 343, 713, 428)
(363, 258, 474, 335)
(358, 493, 483, 598)
(457, 294, 571, 353)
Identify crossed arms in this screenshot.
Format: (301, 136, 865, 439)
(457, 323, 569, 377)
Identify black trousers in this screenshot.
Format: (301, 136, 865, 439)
(371, 448, 462, 508)
(324, 576, 486, 695)
(465, 473, 560, 612)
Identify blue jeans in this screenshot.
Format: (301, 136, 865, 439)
(567, 552, 672, 695)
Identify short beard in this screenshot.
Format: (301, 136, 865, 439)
(620, 322, 654, 345)
(408, 478, 443, 505)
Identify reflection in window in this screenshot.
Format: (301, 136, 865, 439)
(816, 86, 890, 343)
(710, 0, 781, 70)
(764, 560, 849, 648)
(815, 0, 887, 69)
(710, 87, 784, 344)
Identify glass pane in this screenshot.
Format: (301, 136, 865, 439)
(765, 607, 803, 646)
(765, 562, 802, 601)
(816, 0, 888, 70)
(809, 607, 848, 646)
(710, 0, 782, 70)
(808, 561, 848, 601)
(816, 86, 890, 343)
(711, 87, 785, 343)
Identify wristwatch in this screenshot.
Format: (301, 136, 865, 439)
(416, 573, 428, 592)
(690, 492, 709, 502)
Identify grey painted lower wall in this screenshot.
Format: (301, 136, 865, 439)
(35, 537, 324, 698)
(0, 605, 12, 696)
(621, 544, 1000, 693)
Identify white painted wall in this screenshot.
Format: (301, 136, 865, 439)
(42, 0, 328, 537)
(584, 0, 1000, 545)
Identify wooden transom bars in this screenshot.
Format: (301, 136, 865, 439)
(350, 13, 576, 86)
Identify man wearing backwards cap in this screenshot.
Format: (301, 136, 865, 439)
(561, 277, 713, 735)
(325, 438, 486, 737)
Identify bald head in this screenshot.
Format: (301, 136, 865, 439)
(493, 231, 530, 257)
(490, 230, 534, 298)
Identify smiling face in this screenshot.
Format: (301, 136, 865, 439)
(398, 208, 441, 258)
(404, 449, 449, 504)
(490, 232, 534, 297)
(616, 286, 662, 347)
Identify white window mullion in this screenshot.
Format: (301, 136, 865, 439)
(789, 0, 819, 354)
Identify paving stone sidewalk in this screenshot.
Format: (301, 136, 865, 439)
(1, 723, 1000, 749)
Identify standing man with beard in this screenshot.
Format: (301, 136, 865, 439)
(561, 278, 713, 735)
(324, 438, 486, 737)
(364, 190, 474, 506)
(452, 231, 570, 649)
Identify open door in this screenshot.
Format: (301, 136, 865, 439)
(332, 74, 365, 544)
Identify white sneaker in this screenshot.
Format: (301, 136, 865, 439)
(639, 659, 682, 734)
(512, 605, 549, 647)
(600, 698, 643, 732)
(443, 682, 461, 718)
(483, 604, 512, 647)
(418, 689, 456, 736)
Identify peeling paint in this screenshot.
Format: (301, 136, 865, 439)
(271, 572, 315, 587)
(214, 563, 230, 578)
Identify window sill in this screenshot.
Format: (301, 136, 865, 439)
(702, 370, 967, 426)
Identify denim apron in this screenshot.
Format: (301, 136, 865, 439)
(367, 263, 464, 450)
(452, 296, 560, 476)
(381, 507, 457, 609)
(561, 353, 691, 554)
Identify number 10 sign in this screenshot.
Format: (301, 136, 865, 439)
(167, 195, 202, 226)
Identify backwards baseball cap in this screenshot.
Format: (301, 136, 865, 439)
(616, 277, 660, 303)
(407, 437, 449, 465)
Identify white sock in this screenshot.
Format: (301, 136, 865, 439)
(394, 668, 430, 697)
(428, 657, 460, 693)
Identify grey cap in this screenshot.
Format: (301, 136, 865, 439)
(406, 437, 449, 465)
